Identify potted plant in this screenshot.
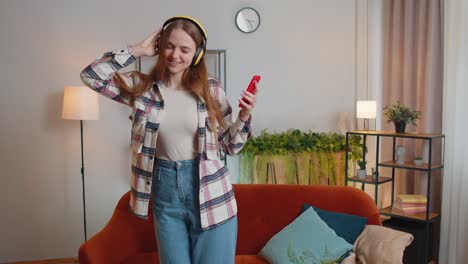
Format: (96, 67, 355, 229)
(239, 129, 364, 185)
(413, 156, 424, 166)
(383, 101, 422, 133)
(357, 159, 367, 179)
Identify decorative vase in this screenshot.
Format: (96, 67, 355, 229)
(394, 121, 406, 133)
(357, 169, 366, 180)
(396, 145, 406, 165)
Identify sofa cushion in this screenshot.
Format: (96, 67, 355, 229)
(353, 225, 414, 264)
(259, 207, 353, 264)
(121, 253, 269, 264)
(301, 204, 368, 244)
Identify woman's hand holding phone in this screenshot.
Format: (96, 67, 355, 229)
(238, 75, 261, 121)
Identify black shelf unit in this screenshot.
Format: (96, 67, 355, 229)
(345, 130, 445, 264)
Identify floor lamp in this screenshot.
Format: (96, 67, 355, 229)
(62, 86, 100, 242)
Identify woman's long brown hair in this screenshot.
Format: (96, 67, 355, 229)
(115, 19, 224, 130)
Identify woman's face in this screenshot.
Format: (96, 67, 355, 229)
(162, 28, 197, 76)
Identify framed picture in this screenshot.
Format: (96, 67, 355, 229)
(135, 50, 226, 91)
(135, 50, 228, 164)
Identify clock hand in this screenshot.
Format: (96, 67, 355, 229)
(247, 19, 254, 29)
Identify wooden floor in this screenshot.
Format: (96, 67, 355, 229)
(4, 258, 78, 264)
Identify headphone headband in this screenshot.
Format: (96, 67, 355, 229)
(160, 16, 207, 67)
(162, 16, 207, 40)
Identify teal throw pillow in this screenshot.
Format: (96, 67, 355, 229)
(301, 204, 368, 244)
(259, 207, 353, 264)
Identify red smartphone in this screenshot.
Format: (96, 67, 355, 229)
(239, 75, 261, 107)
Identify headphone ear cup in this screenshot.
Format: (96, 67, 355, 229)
(191, 47, 204, 66)
(198, 48, 205, 61)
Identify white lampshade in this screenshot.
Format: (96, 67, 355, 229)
(356, 100, 377, 119)
(62, 86, 100, 120)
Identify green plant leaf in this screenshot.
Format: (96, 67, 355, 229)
(383, 101, 422, 125)
(241, 130, 364, 158)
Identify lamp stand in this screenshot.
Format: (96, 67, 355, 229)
(80, 120, 88, 242)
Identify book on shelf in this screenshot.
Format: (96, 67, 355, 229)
(392, 206, 427, 214)
(396, 194, 427, 204)
(393, 202, 427, 208)
(394, 200, 427, 208)
(393, 200, 427, 214)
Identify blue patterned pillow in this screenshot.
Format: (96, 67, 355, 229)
(259, 207, 353, 264)
(301, 204, 368, 244)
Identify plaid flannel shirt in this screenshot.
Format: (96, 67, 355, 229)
(80, 47, 252, 230)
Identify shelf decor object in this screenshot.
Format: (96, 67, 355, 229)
(357, 159, 367, 179)
(382, 102, 422, 133)
(356, 100, 377, 130)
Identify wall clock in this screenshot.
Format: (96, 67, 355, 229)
(235, 7, 261, 33)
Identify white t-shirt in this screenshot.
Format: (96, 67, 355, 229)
(156, 82, 199, 161)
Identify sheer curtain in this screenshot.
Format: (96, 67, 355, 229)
(381, 0, 443, 210)
(439, 0, 468, 262)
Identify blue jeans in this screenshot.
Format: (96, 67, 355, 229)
(151, 158, 237, 264)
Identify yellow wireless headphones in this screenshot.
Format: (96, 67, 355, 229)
(158, 16, 208, 67)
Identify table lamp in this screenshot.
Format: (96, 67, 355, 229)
(356, 100, 376, 130)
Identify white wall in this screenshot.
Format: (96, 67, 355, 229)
(0, 0, 371, 261)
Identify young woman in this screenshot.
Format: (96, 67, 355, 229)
(80, 16, 259, 264)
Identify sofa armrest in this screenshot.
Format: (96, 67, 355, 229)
(79, 192, 157, 264)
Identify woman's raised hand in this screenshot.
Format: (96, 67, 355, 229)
(129, 26, 162, 57)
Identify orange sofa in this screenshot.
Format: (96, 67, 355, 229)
(79, 184, 381, 263)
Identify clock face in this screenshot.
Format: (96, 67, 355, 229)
(235, 7, 260, 33)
